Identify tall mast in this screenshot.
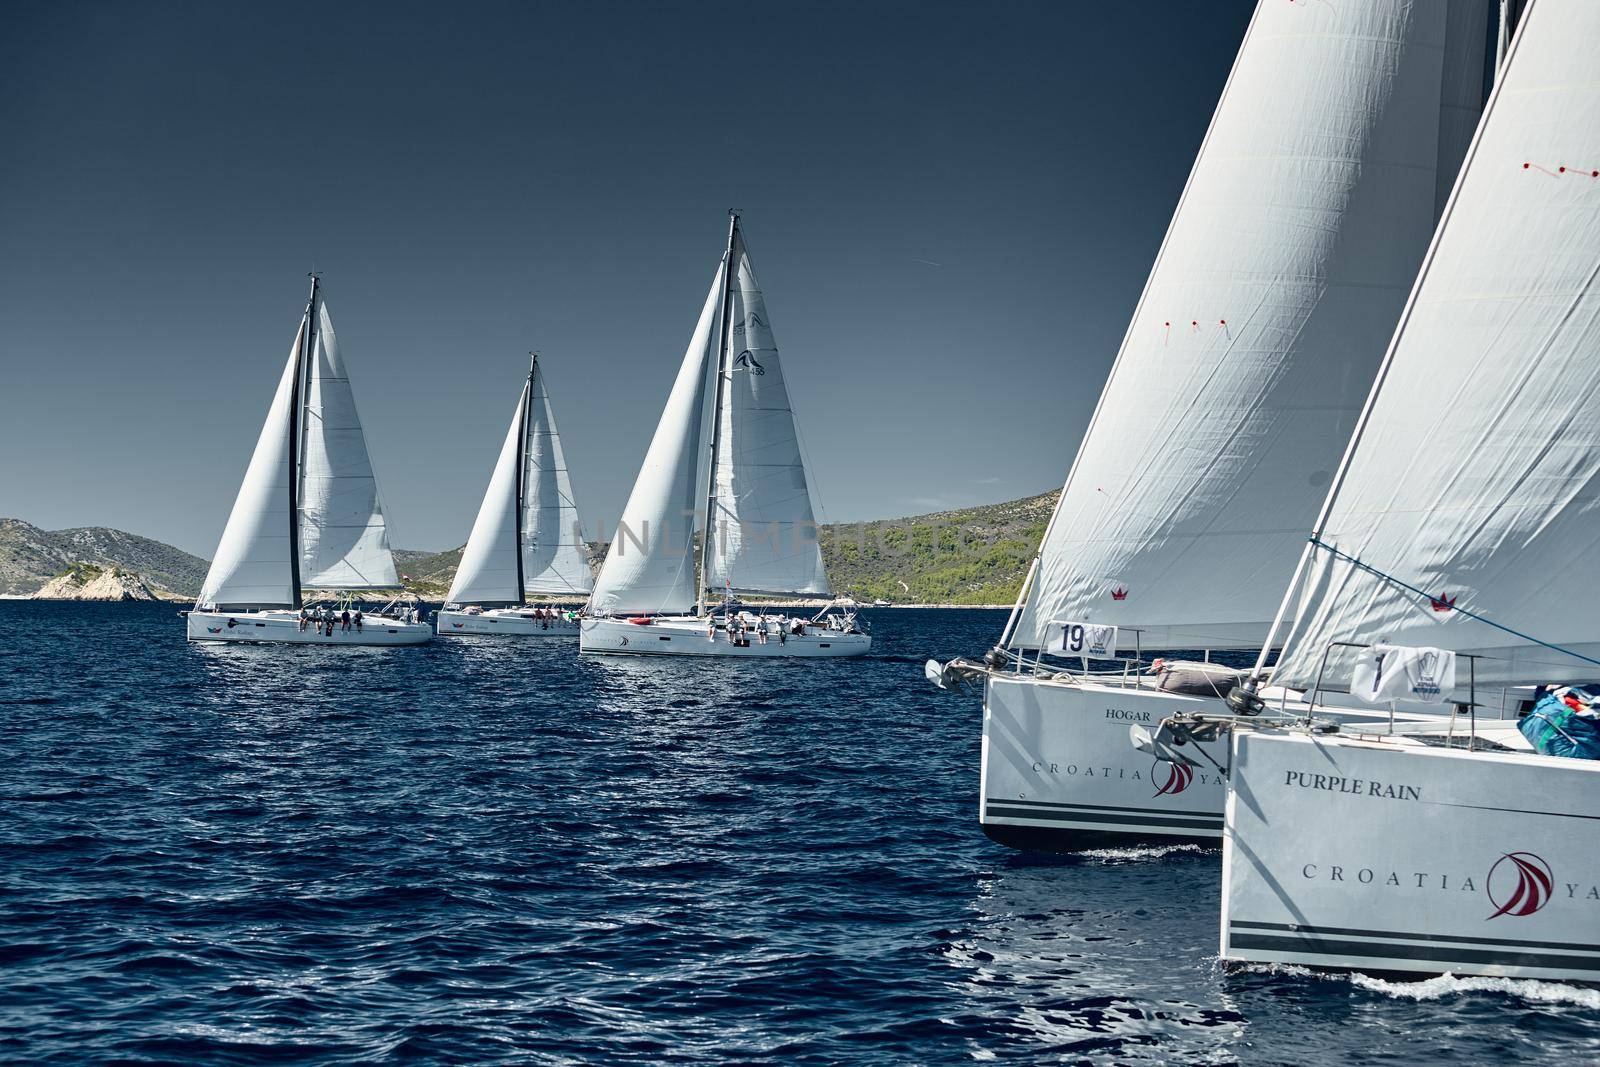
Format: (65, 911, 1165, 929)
(287, 273, 319, 609)
(696, 211, 740, 617)
(514, 352, 536, 606)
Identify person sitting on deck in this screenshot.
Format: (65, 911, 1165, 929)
(353, 608, 363, 633)
(707, 617, 716, 641)
(341, 609, 351, 633)
(298, 608, 309, 632)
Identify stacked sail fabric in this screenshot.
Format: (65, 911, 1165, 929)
(1519, 687, 1600, 759)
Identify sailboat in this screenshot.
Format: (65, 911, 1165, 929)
(580, 214, 869, 658)
(926, 0, 1493, 850)
(186, 276, 432, 645)
(436, 354, 594, 636)
(1196, 0, 1600, 981)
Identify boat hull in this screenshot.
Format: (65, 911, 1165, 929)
(185, 609, 434, 645)
(980, 674, 1231, 852)
(579, 616, 870, 658)
(435, 608, 579, 637)
(1222, 730, 1600, 981)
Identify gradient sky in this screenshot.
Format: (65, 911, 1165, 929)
(0, 1, 1254, 556)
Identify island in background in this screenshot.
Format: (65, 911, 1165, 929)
(1, 490, 1055, 606)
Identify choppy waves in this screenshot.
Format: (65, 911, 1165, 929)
(1, 603, 1597, 1063)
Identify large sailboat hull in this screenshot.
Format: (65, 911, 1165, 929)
(580, 616, 870, 658)
(1221, 729, 1600, 981)
(980, 674, 1231, 851)
(436, 607, 580, 637)
(185, 610, 434, 645)
(978, 673, 1452, 853)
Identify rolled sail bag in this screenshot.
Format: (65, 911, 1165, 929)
(1518, 687, 1600, 759)
(1151, 660, 1249, 698)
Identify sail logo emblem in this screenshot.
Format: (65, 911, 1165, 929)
(731, 313, 767, 335)
(1487, 851, 1553, 919)
(1152, 760, 1192, 797)
(733, 350, 766, 375)
(206, 626, 223, 634)
(1111, 587, 1128, 601)
(1430, 592, 1457, 613)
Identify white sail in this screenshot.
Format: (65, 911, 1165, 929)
(446, 381, 528, 606)
(298, 299, 401, 589)
(587, 264, 724, 616)
(523, 361, 594, 595)
(705, 228, 830, 597)
(196, 322, 303, 609)
(1011, 0, 1487, 650)
(1270, 0, 1600, 694)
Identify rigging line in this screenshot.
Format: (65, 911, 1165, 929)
(1307, 536, 1600, 669)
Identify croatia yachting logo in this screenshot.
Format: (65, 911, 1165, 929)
(1152, 760, 1193, 797)
(1429, 592, 1457, 613)
(733, 350, 766, 375)
(1110, 587, 1128, 601)
(1487, 851, 1553, 919)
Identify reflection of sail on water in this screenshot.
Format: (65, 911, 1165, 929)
(449, 356, 593, 606)
(1008, 0, 1491, 651)
(197, 277, 401, 609)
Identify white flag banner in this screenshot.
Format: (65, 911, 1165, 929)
(1046, 621, 1119, 660)
(1350, 644, 1456, 704)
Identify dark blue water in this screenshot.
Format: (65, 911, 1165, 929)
(4, 603, 1599, 1064)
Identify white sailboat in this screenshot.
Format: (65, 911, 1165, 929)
(580, 214, 869, 658)
(926, 0, 1493, 850)
(1204, 0, 1600, 981)
(186, 276, 431, 645)
(437, 354, 593, 636)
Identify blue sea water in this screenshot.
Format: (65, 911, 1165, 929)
(3, 602, 1599, 1064)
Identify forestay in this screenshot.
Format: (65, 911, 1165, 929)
(586, 265, 724, 616)
(706, 228, 830, 597)
(1011, 0, 1487, 651)
(522, 360, 594, 595)
(298, 300, 401, 589)
(196, 323, 304, 609)
(1270, 0, 1600, 695)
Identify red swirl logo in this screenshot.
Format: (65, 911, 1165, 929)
(1152, 760, 1192, 798)
(1486, 852, 1553, 919)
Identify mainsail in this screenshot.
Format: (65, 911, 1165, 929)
(586, 264, 724, 616)
(522, 360, 594, 595)
(1010, 0, 1489, 650)
(196, 323, 303, 609)
(706, 226, 830, 597)
(1269, 0, 1600, 694)
(298, 299, 400, 589)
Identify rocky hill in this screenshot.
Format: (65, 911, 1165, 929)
(0, 519, 208, 598)
(33, 563, 162, 601)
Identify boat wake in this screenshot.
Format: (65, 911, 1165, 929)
(1349, 972, 1600, 1007)
(1078, 843, 1210, 863)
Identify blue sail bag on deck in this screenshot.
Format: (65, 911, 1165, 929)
(1519, 687, 1600, 759)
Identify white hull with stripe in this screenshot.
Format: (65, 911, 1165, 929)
(186, 609, 433, 645)
(1222, 728, 1600, 980)
(580, 616, 869, 658)
(436, 608, 580, 637)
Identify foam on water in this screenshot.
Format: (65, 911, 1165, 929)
(1351, 972, 1600, 1008)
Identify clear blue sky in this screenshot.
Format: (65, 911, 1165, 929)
(0, 1, 1253, 555)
